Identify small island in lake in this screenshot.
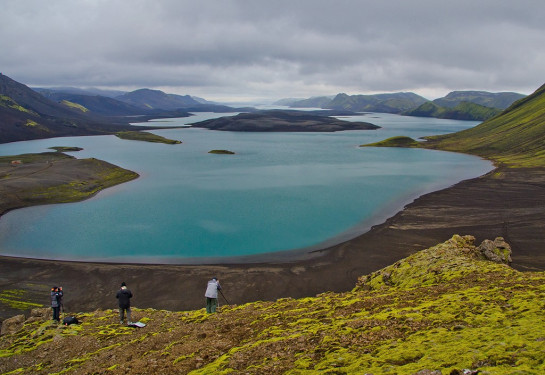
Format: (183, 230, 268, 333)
(360, 136, 420, 148)
(48, 146, 84, 152)
(209, 149, 235, 154)
(189, 110, 380, 132)
(115, 131, 182, 144)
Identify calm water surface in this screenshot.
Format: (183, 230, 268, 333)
(0, 112, 493, 263)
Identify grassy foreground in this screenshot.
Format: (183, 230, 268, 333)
(1, 235, 544, 374)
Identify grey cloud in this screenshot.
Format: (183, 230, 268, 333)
(1, 0, 544, 101)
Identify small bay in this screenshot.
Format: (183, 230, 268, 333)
(0, 112, 493, 263)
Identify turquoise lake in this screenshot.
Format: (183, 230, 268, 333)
(0, 112, 493, 263)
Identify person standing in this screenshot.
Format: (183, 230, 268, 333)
(116, 282, 133, 325)
(205, 277, 221, 313)
(58, 286, 64, 313)
(50, 286, 61, 322)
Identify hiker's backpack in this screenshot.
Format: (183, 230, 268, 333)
(63, 316, 79, 326)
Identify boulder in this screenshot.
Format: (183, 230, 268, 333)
(1, 314, 25, 335)
(477, 237, 512, 265)
(31, 307, 52, 319)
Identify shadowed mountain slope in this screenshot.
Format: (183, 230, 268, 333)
(0, 74, 167, 143)
(115, 88, 200, 110)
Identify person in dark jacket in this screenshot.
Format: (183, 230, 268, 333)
(50, 286, 61, 322)
(116, 282, 133, 325)
(58, 286, 64, 312)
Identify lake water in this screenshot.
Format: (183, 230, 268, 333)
(0, 112, 493, 263)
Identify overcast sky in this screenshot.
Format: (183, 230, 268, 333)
(1, 0, 544, 103)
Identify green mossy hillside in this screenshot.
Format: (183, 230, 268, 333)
(60, 100, 89, 113)
(0, 95, 38, 116)
(424, 82, 545, 167)
(2, 235, 545, 374)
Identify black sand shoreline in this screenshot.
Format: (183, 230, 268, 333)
(2, 165, 545, 320)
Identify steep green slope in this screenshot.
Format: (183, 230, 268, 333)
(424, 83, 545, 167)
(2, 235, 544, 374)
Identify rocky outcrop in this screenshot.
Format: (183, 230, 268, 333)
(477, 237, 512, 264)
(355, 234, 514, 291)
(0, 314, 25, 335)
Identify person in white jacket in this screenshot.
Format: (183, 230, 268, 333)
(205, 277, 221, 313)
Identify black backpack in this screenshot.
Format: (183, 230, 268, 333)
(63, 316, 79, 326)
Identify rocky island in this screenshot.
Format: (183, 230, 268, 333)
(189, 110, 380, 132)
(208, 149, 235, 154)
(115, 131, 182, 144)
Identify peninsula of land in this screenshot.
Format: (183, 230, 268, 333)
(0, 152, 138, 219)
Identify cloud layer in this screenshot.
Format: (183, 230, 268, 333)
(2, 0, 544, 101)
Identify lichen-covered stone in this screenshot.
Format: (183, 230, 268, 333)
(477, 237, 512, 265)
(1, 314, 25, 335)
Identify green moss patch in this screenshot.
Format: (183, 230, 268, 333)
(0, 290, 43, 311)
(60, 100, 89, 113)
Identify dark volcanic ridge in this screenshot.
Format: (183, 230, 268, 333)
(189, 110, 380, 132)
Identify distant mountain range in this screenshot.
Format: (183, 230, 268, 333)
(403, 101, 502, 121)
(1, 74, 249, 143)
(114, 88, 201, 110)
(278, 90, 526, 121)
(432, 91, 525, 110)
(424, 83, 545, 167)
(34, 86, 126, 98)
(34, 86, 250, 117)
(0, 74, 164, 143)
